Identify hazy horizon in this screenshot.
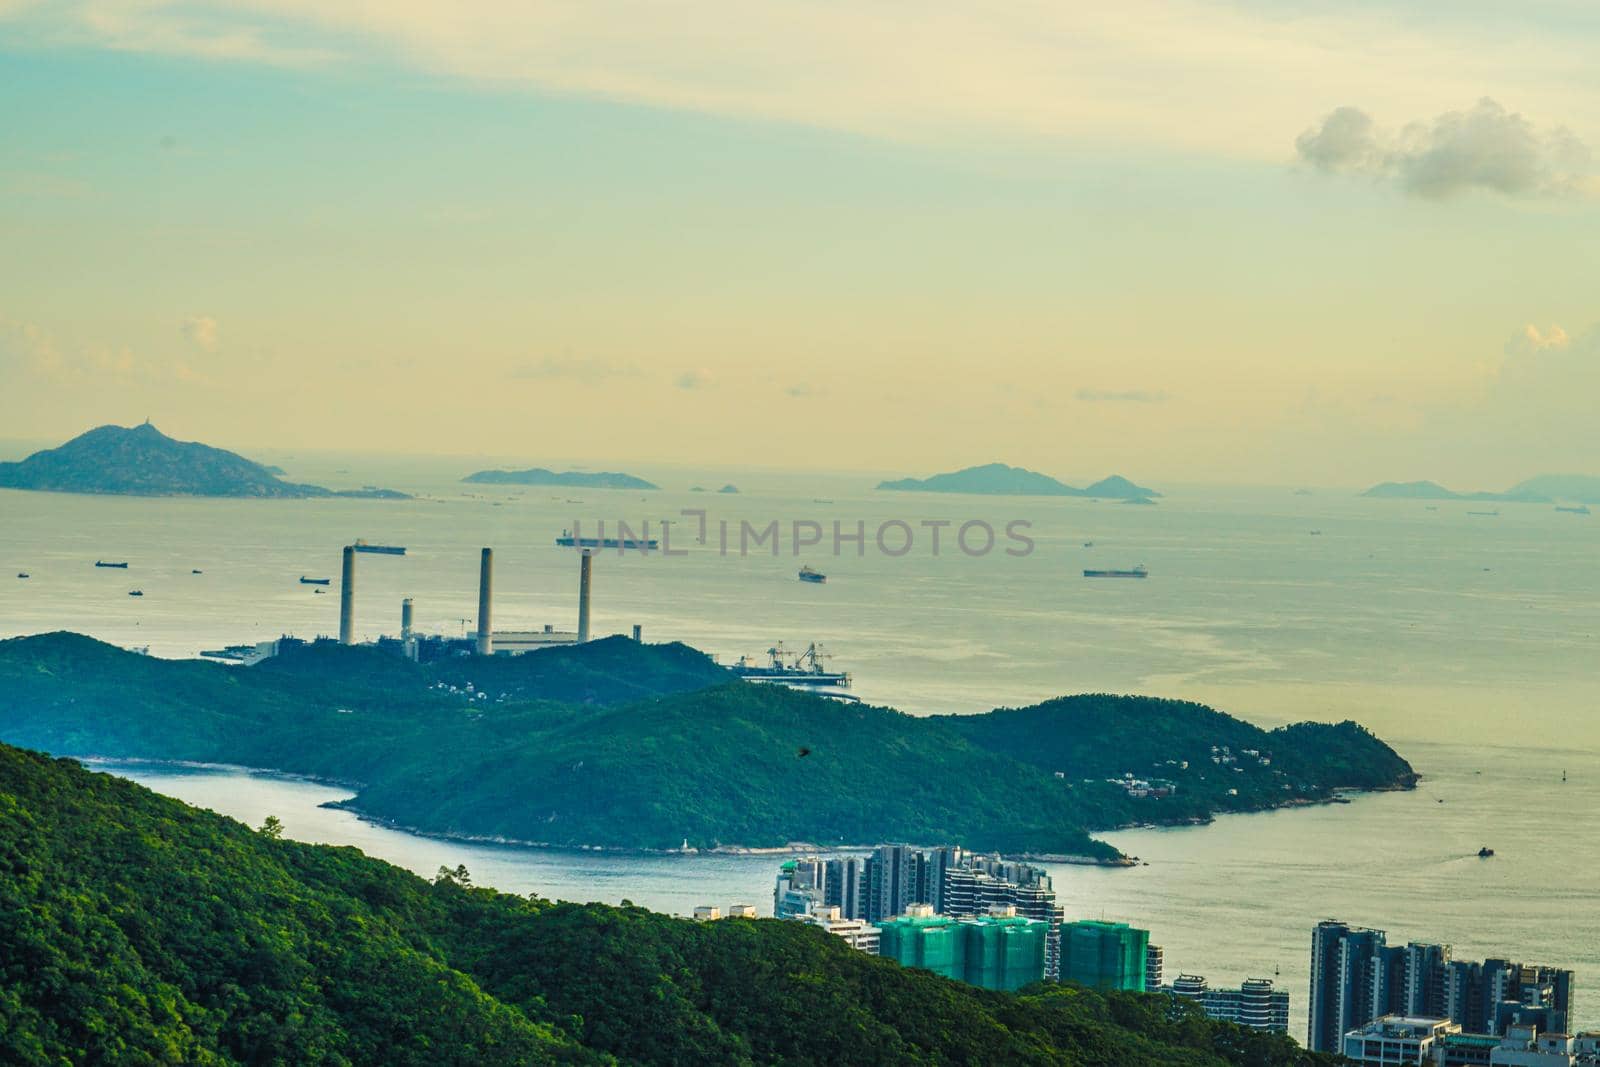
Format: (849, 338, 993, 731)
(4, 2, 1598, 488)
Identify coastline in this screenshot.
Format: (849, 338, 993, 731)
(86, 753, 1409, 866)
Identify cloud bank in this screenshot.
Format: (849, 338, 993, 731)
(6, 2, 1600, 163)
(1296, 99, 1597, 199)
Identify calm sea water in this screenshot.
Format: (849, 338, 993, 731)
(4, 450, 1599, 1037)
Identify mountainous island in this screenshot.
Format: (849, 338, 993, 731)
(0, 423, 408, 499)
(0, 743, 1337, 1066)
(0, 633, 1414, 858)
(1362, 474, 1600, 505)
(878, 463, 1160, 500)
(462, 466, 659, 489)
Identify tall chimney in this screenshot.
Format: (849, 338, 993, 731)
(476, 547, 493, 656)
(338, 545, 356, 645)
(401, 598, 414, 641)
(578, 549, 593, 642)
(632, 624, 642, 642)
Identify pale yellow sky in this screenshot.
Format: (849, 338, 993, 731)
(2, 1, 1598, 486)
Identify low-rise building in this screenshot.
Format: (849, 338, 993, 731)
(797, 906, 880, 954)
(1343, 1016, 1461, 1065)
(1167, 974, 1289, 1033)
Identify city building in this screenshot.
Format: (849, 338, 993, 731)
(1309, 921, 1578, 1053)
(875, 904, 1048, 992)
(1167, 974, 1290, 1033)
(1146, 944, 1164, 989)
(1343, 1020, 1600, 1067)
(1342, 1016, 1461, 1065)
(727, 903, 758, 919)
(797, 906, 880, 955)
(1060, 920, 1149, 992)
(692, 906, 721, 921)
(771, 846, 1066, 974)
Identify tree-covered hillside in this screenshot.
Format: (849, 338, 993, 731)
(0, 743, 1339, 1066)
(0, 632, 1414, 854)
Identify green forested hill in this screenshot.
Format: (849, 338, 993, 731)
(0, 632, 1413, 854)
(0, 743, 1338, 1066)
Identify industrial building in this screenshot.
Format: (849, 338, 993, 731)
(332, 542, 608, 661)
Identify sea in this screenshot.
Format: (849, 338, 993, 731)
(3, 448, 1598, 1038)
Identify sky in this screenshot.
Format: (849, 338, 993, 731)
(2, 1, 1598, 487)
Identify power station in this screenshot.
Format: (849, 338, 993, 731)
(331, 541, 615, 662)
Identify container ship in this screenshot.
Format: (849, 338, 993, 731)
(1083, 565, 1148, 579)
(730, 643, 851, 690)
(299, 576, 331, 585)
(352, 539, 406, 555)
(555, 529, 660, 551)
(95, 560, 129, 569)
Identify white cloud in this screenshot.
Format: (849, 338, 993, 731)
(1297, 99, 1597, 199)
(6, 1, 1599, 162)
(181, 315, 218, 352)
(1506, 323, 1571, 355)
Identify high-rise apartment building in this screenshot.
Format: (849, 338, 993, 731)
(875, 904, 1048, 992)
(1308, 921, 1576, 1053)
(1060, 920, 1149, 992)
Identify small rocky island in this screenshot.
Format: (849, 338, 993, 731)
(462, 467, 659, 490)
(878, 462, 1159, 500)
(1361, 474, 1600, 504)
(0, 423, 406, 499)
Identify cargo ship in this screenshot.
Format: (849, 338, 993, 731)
(555, 529, 660, 551)
(95, 560, 129, 569)
(798, 565, 826, 584)
(731, 643, 850, 689)
(352, 539, 406, 555)
(1555, 505, 1591, 515)
(1083, 565, 1148, 579)
(299, 576, 331, 585)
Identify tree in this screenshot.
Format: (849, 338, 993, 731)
(436, 864, 472, 887)
(258, 815, 284, 839)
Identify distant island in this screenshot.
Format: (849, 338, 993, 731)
(717, 484, 740, 494)
(463, 467, 659, 490)
(0, 423, 407, 499)
(0, 632, 1413, 858)
(1361, 474, 1600, 505)
(877, 462, 1159, 500)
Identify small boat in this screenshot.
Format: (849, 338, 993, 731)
(1082, 541, 1095, 548)
(191, 569, 203, 574)
(1309, 530, 1322, 536)
(1477, 846, 1494, 858)
(1084, 565, 1148, 579)
(127, 590, 143, 597)
(798, 565, 827, 584)
(95, 560, 129, 569)
(1466, 510, 1499, 517)
(16, 573, 29, 579)
(313, 588, 326, 595)
(299, 576, 331, 585)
